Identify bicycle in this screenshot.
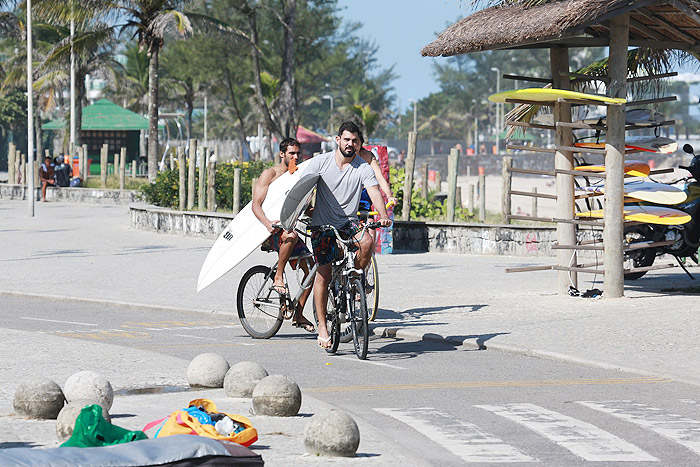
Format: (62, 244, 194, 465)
(236, 225, 317, 339)
(313, 221, 380, 359)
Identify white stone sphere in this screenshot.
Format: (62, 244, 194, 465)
(304, 409, 360, 457)
(13, 379, 65, 419)
(251, 375, 301, 416)
(224, 361, 268, 398)
(187, 353, 230, 388)
(56, 401, 111, 443)
(64, 371, 114, 411)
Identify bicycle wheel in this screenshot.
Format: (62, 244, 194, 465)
(349, 277, 369, 359)
(312, 280, 341, 353)
(366, 254, 379, 321)
(237, 265, 284, 339)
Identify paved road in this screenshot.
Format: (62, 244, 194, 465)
(7, 295, 700, 465)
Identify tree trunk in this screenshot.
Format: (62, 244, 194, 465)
(277, 0, 297, 138)
(242, 4, 282, 142)
(147, 42, 161, 182)
(224, 70, 253, 158)
(35, 110, 42, 162)
(75, 73, 86, 150)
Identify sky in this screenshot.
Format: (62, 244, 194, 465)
(336, 0, 472, 113)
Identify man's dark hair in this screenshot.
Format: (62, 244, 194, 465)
(337, 121, 362, 138)
(279, 137, 300, 153)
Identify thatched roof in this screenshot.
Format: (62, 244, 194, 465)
(422, 0, 700, 57)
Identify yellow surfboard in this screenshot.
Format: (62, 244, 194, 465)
(575, 160, 650, 177)
(488, 88, 626, 105)
(577, 205, 691, 225)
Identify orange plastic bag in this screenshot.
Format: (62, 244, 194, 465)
(143, 398, 257, 447)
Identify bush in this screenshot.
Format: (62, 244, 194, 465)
(138, 160, 273, 210)
(390, 166, 474, 222)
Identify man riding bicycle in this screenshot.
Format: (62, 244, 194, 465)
(252, 137, 315, 333)
(304, 121, 391, 348)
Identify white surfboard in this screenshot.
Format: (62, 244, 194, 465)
(197, 161, 311, 292)
(280, 172, 319, 231)
(577, 181, 688, 205)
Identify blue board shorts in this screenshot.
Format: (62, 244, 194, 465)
(261, 231, 310, 268)
(310, 219, 362, 266)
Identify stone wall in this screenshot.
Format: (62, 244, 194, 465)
(0, 184, 137, 205)
(129, 205, 603, 256)
(130, 205, 234, 238)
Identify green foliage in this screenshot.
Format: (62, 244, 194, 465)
(0, 89, 27, 131)
(137, 160, 273, 211)
(389, 166, 475, 222)
(83, 175, 148, 190)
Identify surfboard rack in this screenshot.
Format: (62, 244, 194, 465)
(555, 120, 676, 131)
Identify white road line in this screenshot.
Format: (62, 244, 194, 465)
(579, 400, 700, 456)
(477, 403, 657, 462)
(20, 317, 98, 326)
(174, 334, 219, 341)
(335, 356, 406, 369)
(375, 407, 535, 463)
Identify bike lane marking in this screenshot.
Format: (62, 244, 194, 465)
(20, 317, 98, 326)
(334, 355, 406, 370)
(375, 407, 536, 463)
(476, 403, 658, 462)
(578, 400, 700, 456)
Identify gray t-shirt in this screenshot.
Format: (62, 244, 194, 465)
(306, 151, 378, 228)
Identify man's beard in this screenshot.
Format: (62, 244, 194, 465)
(341, 146, 355, 158)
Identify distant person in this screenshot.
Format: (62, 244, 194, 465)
(39, 156, 55, 201)
(397, 149, 406, 166)
(53, 156, 72, 187)
(251, 137, 315, 333)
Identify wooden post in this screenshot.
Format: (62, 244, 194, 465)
(198, 147, 207, 210)
(446, 148, 459, 222)
(468, 184, 475, 213)
(169, 150, 174, 171)
(131, 160, 137, 179)
(187, 139, 197, 210)
(551, 47, 577, 294)
(233, 167, 241, 215)
(19, 159, 25, 186)
(14, 150, 21, 184)
(44, 149, 50, 160)
(113, 153, 119, 176)
(421, 163, 429, 200)
(479, 174, 486, 222)
(178, 146, 186, 211)
(119, 148, 126, 190)
(502, 156, 513, 224)
(100, 144, 108, 188)
(456, 186, 462, 209)
(435, 170, 442, 193)
(34, 159, 40, 188)
(532, 187, 538, 218)
(207, 155, 216, 212)
(8, 142, 15, 184)
(402, 131, 417, 221)
(82, 144, 88, 179)
(78, 146, 84, 180)
(604, 14, 630, 298)
(251, 177, 258, 198)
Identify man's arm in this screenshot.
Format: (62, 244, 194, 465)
(365, 185, 391, 227)
(251, 169, 279, 233)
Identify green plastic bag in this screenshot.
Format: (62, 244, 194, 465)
(61, 404, 148, 448)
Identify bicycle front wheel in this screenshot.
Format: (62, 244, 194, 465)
(349, 277, 369, 359)
(366, 254, 379, 321)
(237, 265, 284, 339)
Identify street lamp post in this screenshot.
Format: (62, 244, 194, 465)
(409, 99, 417, 134)
(322, 94, 333, 135)
(490, 67, 501, 155)
(27, 0, 34, 216)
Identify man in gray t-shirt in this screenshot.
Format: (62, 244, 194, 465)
(307, 121, 391, 349)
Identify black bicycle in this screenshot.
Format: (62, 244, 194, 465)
(313, 221, 379, 359)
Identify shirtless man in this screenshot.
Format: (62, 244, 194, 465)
(305, 121, 391, 348)
(251, 137, 315, 333)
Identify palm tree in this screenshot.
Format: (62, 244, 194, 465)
(102, 42, 149, 115)
(35, 0, 212, 181)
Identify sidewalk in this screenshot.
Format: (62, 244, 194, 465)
(2, 200, 700, 459)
